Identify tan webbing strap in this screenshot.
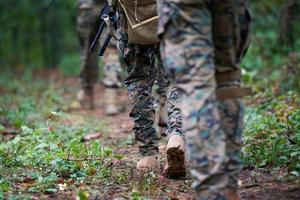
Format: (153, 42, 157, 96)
(216, 87, 252, 100)
(215, 69, 241, 84)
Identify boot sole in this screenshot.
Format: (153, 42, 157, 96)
(166, 146, 186, 178)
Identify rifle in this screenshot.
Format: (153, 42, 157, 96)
(89, 2, 119, 56)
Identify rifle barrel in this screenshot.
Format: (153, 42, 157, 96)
(89, 22, 105, 52)
(98, 34, 113, 56)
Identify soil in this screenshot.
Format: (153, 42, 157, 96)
(65, 74, 299, 200)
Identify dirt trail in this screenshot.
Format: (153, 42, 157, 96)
(54, 74, 300, 200)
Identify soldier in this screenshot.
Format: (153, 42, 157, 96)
(116, 0, 185, 176)
(158, 0, 252, 199)
(76, 0, 122, 115)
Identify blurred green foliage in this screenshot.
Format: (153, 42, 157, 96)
(243, 92, 300, 175)
(0, 0, 77, 68)
(240, 0, 300, 176)
(0, 1, 298, 140)
(245, 0, 300, 68)
(0, 1, 299, 93)
(58, 54, 81, 76)
(243, 0, 300, 93)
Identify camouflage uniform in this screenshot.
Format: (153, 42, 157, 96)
(117, 7, 183, 156)
(76, 0, 121, 93)
(158, 0, 251, 199)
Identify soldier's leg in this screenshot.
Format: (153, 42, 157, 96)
(213, 0, 251, 194)
(102, 44, 122, 116)
(155, 51, 185, 178)
(217, 99, 244, 190)
(159, 1, 228, 199)
(123, 44, 159, 169)
(159, 0, 251, 198)
(123, 45, 158, 155)
(76, 0, 101, 109)
(117, 7, 159, 170)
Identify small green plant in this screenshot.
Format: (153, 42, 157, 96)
(0, 68, 118, 197)
(131, 191, 145, 200)
(242, 91, 300, 175)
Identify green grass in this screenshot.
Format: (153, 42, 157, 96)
(0, 63, 299, 199)
(0, 68, 191, 199)
(242, 91, 300, 175)
(0, 68, 123, 198)
(240, 2, 300, 174)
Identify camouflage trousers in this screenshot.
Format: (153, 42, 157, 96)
(76, 0, 122, 90)
(158, 0, 251, 199)
(118, 8, 183, 156)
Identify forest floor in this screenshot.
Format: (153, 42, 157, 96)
(1, 69, 300, 200)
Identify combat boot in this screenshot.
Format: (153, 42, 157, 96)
(76, 88, 94, 110)
(136, 155, 159, 172)
(104, 88, 119, 116)
(164, 135, 186, 178)
(225, 188, 241, 200)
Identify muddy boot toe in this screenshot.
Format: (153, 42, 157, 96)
(136, 155, 159, 172)
(164, 135, 186, 178)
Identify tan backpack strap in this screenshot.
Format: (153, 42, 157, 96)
(134, 0, 140, 22)
(215, 69, 241, 84)
(131, 16, 159, 29)
(216, 87, 252, 100)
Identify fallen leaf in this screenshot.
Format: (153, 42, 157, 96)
(81, 132, 102, 142)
